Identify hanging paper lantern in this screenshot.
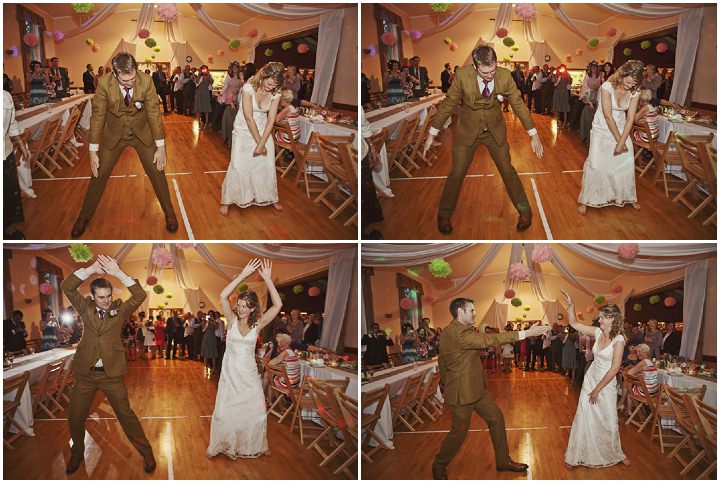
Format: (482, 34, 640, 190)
(428, 258, 452, 278)
(511, 297, 523, 307)
(656, 42, 669, 53)
(618, 243, 639, 260)
(216, 49, 224, 57)
(152, 247, 174, 268)
(504, 289, 516, 299)
(237, 283, 248, 293)
(39, 282, 53, 295)
(664, 296, 677, 307)
(72, 3, 95, 14)
(587, 38, 599, 48)
(606, 27, 617, 37)
(509, 53, 514, 58)
(153, 47, 160, 52)
(444, 37, 452, 45)
(450, 42, 458, 52)
(531, 244, 554, 264)
(381, 32, 397, 46)
(594, 295, 606, 305)
(496, 28, 508, 38)
(165, 292, 173, 299)
(54, 31, 65, 42)
(247, 28, 258, 38)
(509, 262, 530, 281)
(151, 55, 156, 59)
(229, 39, 241, 49)
(649, 295, 661, 305)
(575, 48, 583, 56)
(576, 312, 585, 320)
(502, 56, 512, 63)
(503, 37, 515, 47)
(138, 29, 150, 39)
(515, 4, 537, 21)
(144, 38, 157, 48)
(411, 30, 422, 41)
(91, 44, 100, 52)
(586, 305, 594, 313)
(633, 303, 643, 312)
(156, 3, 178, 21)
(400, 297, 413, 310)
(623, 48, 632, 56)
(263, 48, 273, 57)
(511, 45, 519, 52)
(430, 3, 451, 13)
(297, 43, 310, 54)
(145, 57, 153, 64)
(23, 33, 38, 47)
(308, 286, 321, 297)
(523, 305, 531, 312)
(611, 283, 623, 294)
(146, 276, 158, 286)
(69, 244, 93, 263)
(85, 38, 94, 46)
(422, 295, 436, 304)
(292, 284, 304, 295)
(640, 40, 651, 50)
(153, 285, 165, 294)
(281, 41, 292, 51)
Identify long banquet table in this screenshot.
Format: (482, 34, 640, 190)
(657, 368, 717, 407)
(657, 115, 717, 149)
(16, 93, 93, 140)
(298, 359, 358, 423)
(3, 348, 76, 435)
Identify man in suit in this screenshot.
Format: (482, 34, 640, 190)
(165, 309, 182, 359)
(440, 63, 453, 93)
(70, 53, 178, 237)
(82, 64, 95, 93)
(151, 64, 170, 114)
(50, 57, 70, 98)
(423, 45, 544, 235)
(61, 254, 156, 474)
(302, 313, 323, 346)
(432, 298, 549, 479)
(3, 310, 28, 352)
(182, 65, 196, 116)
(409, 56, 430, 98)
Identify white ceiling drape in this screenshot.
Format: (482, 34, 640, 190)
(60, 3, 119, 39)
(104, 39, 137, 70)
(233, 3, 333, 19)
(565, 243, 716, 272)
(127, 3, 155, 42)
(361, 244, 472, 266)
(598, 3, 694, 17)
(236, 244, 349, 261)
(416, 3, 474, 39)
(435, 244, 502, 302)
(486, 3, 514, 42)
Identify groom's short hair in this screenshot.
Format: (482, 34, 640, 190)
(449, 298, 474, 319)
(472, 46, 497, 67)
(112, 52, 138, 75)
(90, 277, 113, 296)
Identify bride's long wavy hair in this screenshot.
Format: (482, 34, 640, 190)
(235, 290, 261, 329)
(598, 304, 625, 340)
(608, 60, 644, 94)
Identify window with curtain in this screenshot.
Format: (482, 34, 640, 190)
(396, 273, 423, 326)
(17, 5, 47, 89)
(36, 257, 63, 319)
(374, 5, 404, 90)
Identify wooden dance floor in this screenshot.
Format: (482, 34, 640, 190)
(3, 358, 342, 480)
(362, 366, 707, 480)
(19, 113, 356, 240)
(374, 111, 716, 240)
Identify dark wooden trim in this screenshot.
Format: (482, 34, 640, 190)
(396, 272, 423, 292)
(690, 101, 716, 112)
(331, 102, 357, 113)
(4, 250, 14, 320)
(17, 5, 48, 92)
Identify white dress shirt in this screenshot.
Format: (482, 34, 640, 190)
(3, 91, 20, 159)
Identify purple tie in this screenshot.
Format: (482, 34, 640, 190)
(123, 88, 131, 107)
(482, 79, 490, 98)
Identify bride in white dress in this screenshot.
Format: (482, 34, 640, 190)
(578, 60, 644, 215)
(220, 62, 285, 215)
(561, 290, 630, 469)
(206, 258, 282, 459)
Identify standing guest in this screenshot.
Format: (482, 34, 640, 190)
(511, 64, 525, 93)
(194, 65, 213, 129)
(408, 56, 429, 99)
(171, 66, 186, 114)
(661, 322, 681, 356)
(562, 326, 579, 382)
(181, 65, 196, 116)
(151, 65, 170, 114)
(28, 61, 49, 106)
(282, 65, 302, 99)
(513, 323, 522, 368)
(214, 311, 226, 376)
(643, 319, 663, 359)
(182, 313, 195, 360)
(285, 309, 305, 344)
(553, 64, 572, 129)
(541, 65, 554, 115)
(193, 311, 205, 361)
(165, 309, 182, 359)
(302, 313, 322, 346)
(216, 61, 243, 131)
(550, 324, 563, 371)
(642, 64, 662, 101)
(83, 64, 96, 93)
(580, 330, 595, 378)
(201, 312, 218, 375)
(579, 61, 602, 107)
(501, 327, 515, 372)
(420, 317, 438, 357)
(384, 60, 405, 106)
(154, 315, 166, 357)
(94, 66, 104, 91)
(49, 57, 70, 98)
(451, 65, 459, 86)
(122, 318, 137, 361)
(541, 328, 552, 370)
(441, 63, 453, 93)
(4, 89, 31, 239)
(529, 66, 544, 113)
(136, 311, 146, 358)
(4, 310, 28, 352)
(627, 324, 644, 346)
(40, 309, 59, 350)
(362, 322, 394, 366)
(523, 335, 536, 371)
(400, 323, 418, 364)
(601, 62, 615, 82)
(360, 107, 384, 239)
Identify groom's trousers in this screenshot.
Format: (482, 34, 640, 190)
(438, 129, 530, 219)
(69, 371, 152, 457)
(435, 391, 511, 467)
(78, 134, 175, 221)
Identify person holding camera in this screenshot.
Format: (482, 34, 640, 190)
(400, 322, 419, 364)
(384, 60, 405, 106)
(362, 322, 394, 366)
(194, 65, 214, 129)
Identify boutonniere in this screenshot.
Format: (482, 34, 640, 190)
(109, 309, 118, 317)
(496, 93, 508, 103)
(134, 101, 144, 110)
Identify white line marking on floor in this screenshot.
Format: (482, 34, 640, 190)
(172, 178, 195, 240)
(141, 416, 189, 420)
(395, 426, 554, 435)
(167, 422, 175, 480)
(530, 177, 553, 240)
(165, 172, 193, 176)
(390, 174, 495, 181)
(203, 170, 228, 174)
(34, 175, 137, 181)
(200, 415, 212, 418)
(562, 169, 583, 173)
(518, 172, 551, 176)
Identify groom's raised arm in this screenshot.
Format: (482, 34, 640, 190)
(458, 328, 522, 350)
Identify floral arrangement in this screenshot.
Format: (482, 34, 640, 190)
(509, 262, 530, 281)
(281, 41, 292, 51)
(400, 297, 413, 310)
(611, 283, 623, 294)
(618, 243, 639, 260)
(297, 43, 310, 54)
(229, 39, 241, 49)
(649, 295, 661, 305)
(640, 40, 651, 50)
(496, 28, 508, 38)
(511, 297, 523, 307)
(152, 247, 174, 268)
(153, 285, 165, 294)
(664, 296, 677, 307)
(587, 38, 599, 48)
(411, 30, 422, 41)
(144, 38, 157, 48)
(515, 4, 537, 21)
(54, 31, 65, 42)
(428, 258, 452, 278)
(633, 303, 642, 312)
(308, 286, 321, 297)
(381, 32, 397, 46)
(430, 3, 451, 13)
(72, 3, 94, 14)
(623, 48, 632, 56)
(444, 37, 452, 45)
(146, 276, 158, 286)
(247, 28, 258, 38)
(656, 43, 668, 53)
(39, 282, 53, 295)
(138, 29, 150, 39)
(264, 48, 273, 57)
(69, 244, 93, 263)
(504, 289, 516, 299)
(503, 37, 515, 47)
(606, 28, 617, 37)
(293, 284, 304, 294)
(531, 244, 553, 264)
(156, 3, 178, 21)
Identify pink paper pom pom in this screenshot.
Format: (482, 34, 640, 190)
(606, 28, 617, 37)
(297, 43, 310, 54)
(308, 287, 321, 297)
(146, 276, 158, 286)
(531, 244, 554, 264)
(509, 262, 530, 281)
(515, 3, 537, 21)
(247, 28, 258, 38)
(156, 3, 178, 21)
(152, 247, 174, 268)
(381, 32, 397, 46)
(664, 296, 677, 307)
(91, 44, 100, 52)
(656, 42, 669, 53)
(586, 305, 594, 313)
(504, 289, 516, 299)
(565, 54, 573, 62)
(611, 284, 623, 294)
(23, 33, 38, 47)
(216, 49, 224, 57)
(575, 48, 583, 56)
(449, 42, 458, 51)
(175, 243, 196, 249)
(400, 297, 413, 310)
(411, 30, 422, 41)
(496, 28, 508, 38)
(576, 312, 584, 320)
(618, 243, 639, 260)
(138, 29, 150, 39)
(39, 282, 53, 295)
(54, 31, 65, 42)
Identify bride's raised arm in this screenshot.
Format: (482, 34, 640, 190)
(255, 259, 283, 332)
(219, 259, 261, 318)
(560, 289, 598, 337)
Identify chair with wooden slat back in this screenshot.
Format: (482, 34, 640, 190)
(389, 372, 424, 432)
(28, 362, 52, 419)
(410, 107, 439, 168)
(366, 127, 388, 166)
(649, 131, 688, 198)
(313, 134, 357, 223)
(387, 116, 421, 178)
(288, 375, 349, 447)
(28, 117, 63, 178)
(62, 105, 86, 159)
(631, 120, 664, 177)
(335, 142, 359, 226)
(333, 389, 358, 478)
(360, 383, 391, 463)
(665, 386, 707, 475)
(306, 377, 352, 469)
(690, 397, 717, 479)
(622, 371, 658, 433)
(672, 134, 716, 220)
(650, 384, 707, 454)
(702, 145, 717, 226)
(35, 359, 66, 418)
(52, 106, 81, 167)
(53, 359, 75, 409)
(4, 371, 31, 449)
(260, 358, 294, 422)
(293, 132, 331, 198)
(418, 369, 443, 422)
(73, 99, 89, 139)
(272, 121, 300, 179)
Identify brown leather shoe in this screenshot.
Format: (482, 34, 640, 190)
(143, 453, 157, 473)
(71, 218, 89, 238)
(437, 216, 453, 234)
(165, 214, 179, 232)
(516, 211, 532, 231)
(66, 454, 83, 474)
(496, 459, 529, 472)
(432, 463, 448, 480)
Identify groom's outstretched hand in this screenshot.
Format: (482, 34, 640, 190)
(530, 134, 544, 158)
(525, 321, 550, 338)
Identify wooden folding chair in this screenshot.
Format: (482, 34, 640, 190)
(333, 389, 358, 478)
(623, 372, 657, 432)
(272, 121, 301, 179)
(33, 360, 65, 418)
(314, 135, 358, 225)
(389, 372, 424, 431)
(418, 369, 443, 422)
(702, 145, 717, 226)
(54, 361, 74, 408)
(28, 117, 62, 178)
(52, 106, 81, 167)
(293, 132, 337, 198)
(260, 359, 294, 422)
(690, 397, 717, 479)
(306, 377, 351, 468)
(289, 376, 349, 446)
(367, 128, 388, 161)
(73, 98, 90, 139)
(672, 134, 716, 221)
(409, 107, 439, 168)
(360, 383, 391, 463)
(387, 116, 421, 178)
(651, 384, 706, 454)
(665, 386, 707, 475)
(632, 120, 663, 176)
(4, 371, 31, 449)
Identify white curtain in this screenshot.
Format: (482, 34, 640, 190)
(361, 244, 472, 266)
(680, 259, 709, 360)
(234, 3, 332, 19)
(435, 244, 502, 302)
(171, 246, 198, 290)
(481, 300, 508, 330)
(104, 40, 137, 70)
(549, 3, 594, 41)
(190, 3, 230, 41)
(247, 35, 265, 64)
(165, 16, 186, 44)
(542, 300, 561, 325)
(504, 244, 524, 292)
(60, 3, 119, 39)
(319, 248, 357, 352)
(310, 9, 345, 106)
(605, 32, 625, 65)
(565, 243, 716, 272)
(486, 3, 513, 42)
(521, 11, 544, 43)
(598, 3, 693, 17)
(194, 244, 232, 280)
(669, 8, 704, 106)
(127, 3, 155, 42)
(416, 3, 474, 38)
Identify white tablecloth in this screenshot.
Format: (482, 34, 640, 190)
(17, 93, 93, 140)
(657, 369, 717, 408)
(657, 115, 717, 149)
(3, 348, 76, 436)
(298, 360, 357, 424)
(361, 359, 441, 449)
(298, 116, 358, 149)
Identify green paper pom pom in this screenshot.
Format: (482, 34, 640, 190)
(444, 37, 452, 45)
(279, 293, 286, 301)
(431, 3, 451, 13)
(281, 41, 292, 51)
(69, 244, 93, 263)
(523, 305, 531, 311)
(649, 295, 661, 305)
(515, 316, 523, 322)
(587, 37, 599, 48)
(623, 48, 632, 56)
(165, 292, 173, 299)
(503, 37, 515, 47)
(73, 4, 95, 14)
(511, 46, 519, 51)
(144, 38, 157, 48)
(157, 303, 165, 309)
(633, 303, 642, 312)
(153, 46, 160, 52)
(293, 284, 304, 294)
(594, 295, 606, 305)
(502, 56, 512, 63)
(86, 38, 94, 46)
(151, 55, 155, 59)
(264, 48, 273, 57)
(511, 297, 523, 307)
(640, 40, 651, 50)
(153, 285, 165, 294)
(237, 283, 248, 293)
(145, 57, 153, 64)
(428, 258, 452, 278)
(229, 39, 241, 49)
(509, 53, 514, 58)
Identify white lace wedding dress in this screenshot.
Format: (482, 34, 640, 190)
(578, 81, 639, 207)
(564, 328, 626, 467)
(207, 321, 268, 458)
(221, 82, 280, 208)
